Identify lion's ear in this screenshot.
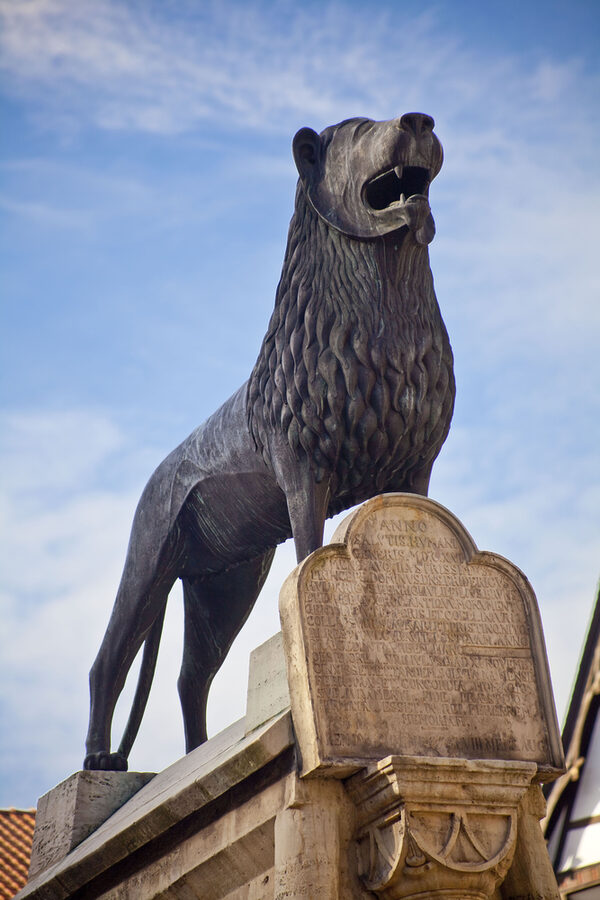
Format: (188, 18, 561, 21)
(293, 127, 321, 180)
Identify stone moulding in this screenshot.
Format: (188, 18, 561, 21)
(347, 755, 538, 899)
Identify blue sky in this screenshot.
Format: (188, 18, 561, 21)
(1, 0, 599, 807)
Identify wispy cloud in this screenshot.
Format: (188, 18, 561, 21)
(1, 0, 596, 140)
(0, 411, 139, 800)
(3, 0, 598, 349)
(1, 0, 354, 134)
(0, 158, 187, 233)
(3, 0, 598, 341)
(0, 193, 91, 229)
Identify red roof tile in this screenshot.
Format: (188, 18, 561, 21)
(0, 809, 36, 899)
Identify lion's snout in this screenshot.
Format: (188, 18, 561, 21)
(398, 112, 435, 136)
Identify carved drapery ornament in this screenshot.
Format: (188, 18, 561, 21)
(347, 756, 538, 900)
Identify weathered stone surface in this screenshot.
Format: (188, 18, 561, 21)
(280, 493, 564, 777)
(347, 756, 538, 899)
(501, 785, 560, 899)
(28, 770, 154, 879)
(22, 494, 563, 899)
(245, 631, 290, 735)
(274, 772, 368, 899)
(18, 712, 294, 899)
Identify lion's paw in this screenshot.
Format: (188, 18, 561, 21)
(83, 751, 128, 772)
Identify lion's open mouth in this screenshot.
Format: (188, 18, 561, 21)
(364, 165, 430, 211)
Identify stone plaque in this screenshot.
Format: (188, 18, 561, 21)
(279, 494, 564, 777)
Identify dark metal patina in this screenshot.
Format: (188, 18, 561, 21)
(84, 114, 455, 771)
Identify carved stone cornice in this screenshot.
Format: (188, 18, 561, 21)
(347, 756, 537, 899)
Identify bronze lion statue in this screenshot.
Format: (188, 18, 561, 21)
(84, 113, 455, 770)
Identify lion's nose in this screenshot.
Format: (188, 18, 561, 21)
(399, 113, 435, 136)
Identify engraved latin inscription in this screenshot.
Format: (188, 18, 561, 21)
(300, 506, 549, 763)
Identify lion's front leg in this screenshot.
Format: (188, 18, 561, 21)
(286, 474, 330, 562)
(268, 435, 330, 562)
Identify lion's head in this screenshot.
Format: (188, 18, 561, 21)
(248, 114, 453, 505)
(292, 113, 443, 244)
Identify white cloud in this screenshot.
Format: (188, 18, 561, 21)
(531, 59, 580, 102)
(0, 411, 143, 802)
(1, 0, 347, 134)
(0, 409, 123, 492)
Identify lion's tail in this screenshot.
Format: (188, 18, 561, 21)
(118, 607, 166, 761)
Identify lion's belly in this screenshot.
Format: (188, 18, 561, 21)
(179, 471, 291, 575)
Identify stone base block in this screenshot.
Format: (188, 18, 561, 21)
(245, 631, 290, 735)
(29, 769, 154, 878)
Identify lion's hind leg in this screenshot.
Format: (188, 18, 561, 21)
(84, 525, 185, 770)
(178, 549, 275, 753)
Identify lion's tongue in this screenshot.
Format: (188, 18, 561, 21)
(402, 195, 435, 245)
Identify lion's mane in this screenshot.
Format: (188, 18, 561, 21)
(247, 184, 454, 512)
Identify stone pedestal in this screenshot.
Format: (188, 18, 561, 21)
(245, 631, 291, 735)
(28, 770, 154, 879)
(280, 493, 564, 899)
(18, 495, 563, 900)
(274, 775, 359, 899)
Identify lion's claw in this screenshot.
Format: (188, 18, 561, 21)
(83, 751, 128, 771)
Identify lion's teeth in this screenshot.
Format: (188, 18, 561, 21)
(399, 193, 406, 205)
(394, 165, 403, 179)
